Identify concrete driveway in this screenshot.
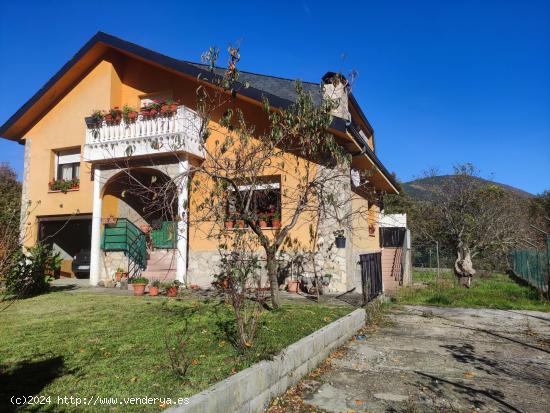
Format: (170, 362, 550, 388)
(300, 306, 550, 413)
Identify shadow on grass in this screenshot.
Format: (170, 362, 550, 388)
(0, 355, 67, 412)
(48, 285, 79, 293)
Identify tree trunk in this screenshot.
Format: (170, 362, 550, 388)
(454, 241, 475, 288)
(266, 249, 280, 309)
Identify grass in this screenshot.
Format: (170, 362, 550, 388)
(393, 271, 550, 312)
(0, 291, 351, 412)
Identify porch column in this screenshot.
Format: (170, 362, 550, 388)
(176, 158, 189, 284)
(89, 167, 103, 286)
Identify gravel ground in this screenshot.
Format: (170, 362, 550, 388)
(268, 305, 550, 413)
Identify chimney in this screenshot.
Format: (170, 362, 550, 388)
(322, 72, 350, 120)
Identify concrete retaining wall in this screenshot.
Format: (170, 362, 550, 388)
(167, 308, 366, 413)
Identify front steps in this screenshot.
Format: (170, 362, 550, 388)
(142, 249, 177, 282)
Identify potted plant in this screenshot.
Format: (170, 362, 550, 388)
(334, 230, 346, 248)
(258, 213, 269, 228)
(215, 275, 230, 290)
(224, 213, 235, 229)
(163, 280, 181, 297)
(149, 279, 160, 296)
(235, 216, 245, 229)
(115, 267, 127, 282)
(321, 273, 332, 286)
(287, 278, 299, 293)
(49, 179, 75, 193)
(160, 102, 170, 115)
(130, 277, 149, 296)
(103, 110, 113, 123)
(85, 110, 103, 128)
(168, 99, 179, 113)
(122, 104, 138, 123)
(271, 211, 281, 228)
(112, 107, 122, 124)
(140, 107, 151, 118)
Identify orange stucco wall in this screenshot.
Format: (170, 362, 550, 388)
(22, 60, 118, 246)
(351, 195, 380, 251)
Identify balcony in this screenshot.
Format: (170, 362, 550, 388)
(83, 105, 204, 162)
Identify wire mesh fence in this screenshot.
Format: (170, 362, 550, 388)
(510, 236, 550, 299)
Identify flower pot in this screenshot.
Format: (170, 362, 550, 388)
(271, 219, 281, 228)
(225, 220, 234, 229)
(169, 103, 178, 112)
(132, 283, 147, 296)
(149, 109, 158, 117)
(259, 220, 268, 228)
(104, 114, 113, 123)
(115, 272, 125, 282)
(127, 111, 138, 122)
(160, 104, 169, 115)
(166, 286, 178, 297)
(235, 220, 245, 228)
(287, 280, 299, 293)
(85, 116, 100, 129)
(335, 235, 346, 248)
(149, 286, 159, 296)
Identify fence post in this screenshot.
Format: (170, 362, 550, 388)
(435, 241, 440, 282)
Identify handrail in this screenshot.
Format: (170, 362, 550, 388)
(102, 218, 147, 280)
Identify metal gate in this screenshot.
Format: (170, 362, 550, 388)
(360, 252, 383, 304)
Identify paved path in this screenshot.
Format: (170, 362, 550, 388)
(300, 306, 550, 413)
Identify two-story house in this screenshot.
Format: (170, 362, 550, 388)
(0, 32, 399, 293)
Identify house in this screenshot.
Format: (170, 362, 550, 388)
(0, 32, 399, 293)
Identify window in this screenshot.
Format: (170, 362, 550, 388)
(227, 180, 281, 228)
(55, 148, 80, 180)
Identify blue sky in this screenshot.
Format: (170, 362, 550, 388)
(1, 0, 548, 193)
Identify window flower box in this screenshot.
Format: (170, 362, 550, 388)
(49, 178, 79, 193)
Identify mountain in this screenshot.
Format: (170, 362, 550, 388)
(401, 175, 533, 201)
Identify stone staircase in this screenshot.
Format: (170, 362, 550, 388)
(142, 249, 177, 282)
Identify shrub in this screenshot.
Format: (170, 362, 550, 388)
(4, 243, 58, 297)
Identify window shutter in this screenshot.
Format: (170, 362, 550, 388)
(58, 149, 80, 165)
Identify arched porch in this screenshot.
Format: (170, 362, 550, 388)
(89, 159, 189, 285)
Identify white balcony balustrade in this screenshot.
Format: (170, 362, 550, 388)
(83, 105, 204, 162)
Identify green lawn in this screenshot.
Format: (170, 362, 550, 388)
(393, 271, 550, 312)
(0, 291, 351, 412)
